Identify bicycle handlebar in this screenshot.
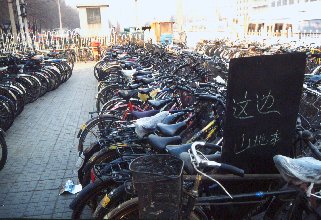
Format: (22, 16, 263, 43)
(191, 142, 244, 177)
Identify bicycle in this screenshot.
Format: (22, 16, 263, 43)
(104, 141, 321, 219)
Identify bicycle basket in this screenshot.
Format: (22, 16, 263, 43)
(129, 154, 184, 220)
(299, 89, 321, 129)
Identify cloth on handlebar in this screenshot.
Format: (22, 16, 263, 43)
(135, 111, 169, 138)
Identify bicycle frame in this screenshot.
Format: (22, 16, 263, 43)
(183, 172, 299, 219)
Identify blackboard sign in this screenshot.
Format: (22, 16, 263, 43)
(222, 53, 306, 174)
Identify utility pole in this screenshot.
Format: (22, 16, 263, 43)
(57, 0, 62, 31)
(7, 0, 18, 42)
(19, 0, 31, 47)
(134, 0, 138, 30)
(176, 0, 183, 32)
(15, 0, 25, 39)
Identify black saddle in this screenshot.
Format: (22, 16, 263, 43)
(157, 121, 187, 136)
(135, 70, 153, 75)
(142, 78, 154, 84)
(131, 110, 159, 119)
(138, 87, 154, 94)
(162, 112, 186, 124)
(166, 143, 192, 156)
(129, 83, 143, 89)
(148, 134, 181, 151)
(118, 89, 138, 99)
(148, 99, 173, 109)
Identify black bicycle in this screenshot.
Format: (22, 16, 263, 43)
(105, 141, 321, 219)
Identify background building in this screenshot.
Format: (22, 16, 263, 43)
(76, 0, 110, 37)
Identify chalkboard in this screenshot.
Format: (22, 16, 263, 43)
(222, 53, 306, 174)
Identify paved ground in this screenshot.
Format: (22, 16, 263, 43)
(0, 62, 96, 218)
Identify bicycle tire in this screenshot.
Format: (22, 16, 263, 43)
(0, 98, 14, 131)
(105, 197, 205, 219)
(70, 177, 119, 219)
(77, 114, 120, 153)
(0, 133, 7, 170)
(79, 148, 118, 186)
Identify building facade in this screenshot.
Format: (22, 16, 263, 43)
(76, 0, 110, 37)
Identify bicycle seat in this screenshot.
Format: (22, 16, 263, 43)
(148, 134, 182, 151)
(135, 75, 152, 80)
(166, 143, 192, 156)
(162, 112, 186, 124)
(0, 66, 8, 72)
(129, 83, 143, 89)
(141, 78, 154, 85)
(157, 121, 187, 136)
(135, 70, 153, 75)
(148, 99, 172, 109)
(274, 155, 321, 185)
(45, 59, 61, 63)
(118, 89, 138, 99)
(131, 110, 159, 119)
(121, 69, 136, 78)
(138, 87, 154, 94)
(197, 94, 223, 102)
(31, 55, 44, 61)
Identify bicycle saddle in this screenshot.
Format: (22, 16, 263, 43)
(166, 143, 192, 156)
(148, 99, 173, 110)
(157, 121, 187, 137)
(162, 112, 186, 124)
(133, 72, 151, 78)
(135, 75, 152, 81)
(138, 87, 154, 94)
(129, 83, 143, 89)
(135, 70, 153, 75)
(118, 89, 138, 99)
(0, 66, 8, 72)
(141, 78, 154, 85)
(274, 155, 321, 185)
(121, 69, 136, 78)
(131, 110, 159, 119)
(148, 134, 182, 151)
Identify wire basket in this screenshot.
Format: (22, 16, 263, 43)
(129, 154, 184, 220)
(299, 89, 321, 130)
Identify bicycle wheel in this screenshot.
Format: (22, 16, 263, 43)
(96, 84, 120, 112)
(94, 61, 107, 81)
(0, 96, 15, 130)
(105, 197, 205, 219)
(0, 133, 7, 170)
(70, 177, 119, 219)
(77, 115, 120, 153)
(79, 147, 118, 186)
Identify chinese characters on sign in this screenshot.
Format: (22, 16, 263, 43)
(232, 90, 281, 120)
(235, 130, 281, 154)
(232, 90, 282, 154)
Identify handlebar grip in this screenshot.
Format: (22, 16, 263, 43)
(307, 141, 321, 161)
(218, 163, 244, 177)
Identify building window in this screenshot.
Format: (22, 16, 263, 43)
(271, 1, 276, 6)
(277, 0, 281, 6)
(86, 8, 101, 24)
(283, 0, 288, 5)
(289, 0, 294, 4)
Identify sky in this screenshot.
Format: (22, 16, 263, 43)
(64, 0, 217, 27)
